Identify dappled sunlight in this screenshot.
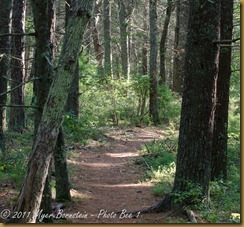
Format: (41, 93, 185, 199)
(105, 152, 139, 158)
(79, 162, 122, 168)
(90, 182, 152, 188)
(70, 188, 93, 199)
(68, 159, 121, 168)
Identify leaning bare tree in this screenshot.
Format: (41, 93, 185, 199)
(8, 0, 94, 223)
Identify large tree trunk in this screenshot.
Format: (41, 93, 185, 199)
(159, 0, 173, 85)
(149, 0, 159, 125)
(172, 0, 188, 93)
(32, 0, 56, 133)
(66, 0, 80, 118)
(0, 0, 12, 153)
(66, 60, 79, 117)
(9, 0, 26, 130)
(31, 0, 56, 222)
(173, 0, 220, 202)
(8, 1, 93, 223)
(211, 0, 234, 181)
(118, 0, 130, 80)
(103, 0, 112, 78)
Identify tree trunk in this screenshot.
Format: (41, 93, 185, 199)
(118, 0, 130, 80)
(172, 0, 189, 93)
(91, 0, 103, 68)
(149, 0, 159, 125)
(31, 0, 56, 222)
(211, 0, 234, 181)
(0, 0, 12, 153)
(66, 60, 79, 117)
(8, 1, 93, 223)
(66, 0, 79, 118)
(173, 0, 220, 202)
(54, 128, 71, 202)
(103, 0, 112, 78)
(32, 0, 56, 133)
(159, 0, 173, 85)
(140, 1, 148, 122)
(9, 0, 26, 130)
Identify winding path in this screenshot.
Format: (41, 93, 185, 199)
(65, 127, 165, 223)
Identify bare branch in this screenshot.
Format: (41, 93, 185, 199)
(213, 37, 240, 44)
(0, 104, 39, 109)
(0, 77, 40, 97)
(0, 32, 36, 38)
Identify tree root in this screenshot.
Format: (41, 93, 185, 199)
(131, 194, 174, 215)
(124, 194, 198, 223)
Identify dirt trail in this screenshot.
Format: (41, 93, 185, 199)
(65, 127, 166, 223)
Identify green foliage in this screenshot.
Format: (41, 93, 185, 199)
(138, 138, 177, 170)
(194, 133, 240, 223)
(77, 55, 181, 127)
(0, 130, 32, 188)
(158, 84, 181, 126)
(135, 137, 177, 197)
(172, 182, 203, 204)
(62, 113, 101, 145)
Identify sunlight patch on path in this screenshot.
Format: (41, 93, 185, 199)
(105, 152, 139, 158)
(90, 182, 152, 188)
(79, 162, 122, 168)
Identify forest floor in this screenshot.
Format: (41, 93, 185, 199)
(63, 126, 169, 224)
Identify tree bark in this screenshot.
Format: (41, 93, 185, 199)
(54, 128, 71, 202)
(173, 0, 220, 202)
(9, 1, 93, 223)
(31, 0, 56, 222)
(0, 0, 12, 153)
(9, 0, 26, 130)
(211, 0, 234, 181)
(159, 0, 173, 85)
(149, 0, 159, 125)
(172, 0, 189, 93)
(142, 2, 148, 77)
(66, 0, 80, 118)
(118, 0, 130, 80)
(91, 0, 103, 68)
(103, 0, 112, 78)
(32, 0, 56, 133)
(66, 60, 79, 117)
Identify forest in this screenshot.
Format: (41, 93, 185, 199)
(0, 0, 241, 224)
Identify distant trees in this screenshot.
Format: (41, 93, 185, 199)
(103, 0, 112, 78)
(118, 0, 130, 80)
(9, 0, 26, 130)
(159, 0, 173, 85)
(149, 0, 159, 125)
(172, 0, 188, 93)
(0, 0, 12, 153)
